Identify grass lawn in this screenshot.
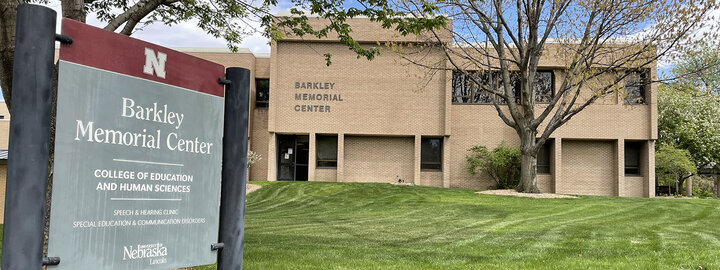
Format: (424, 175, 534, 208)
(192, 181, 720, 269)
(3, 182, 719, 269)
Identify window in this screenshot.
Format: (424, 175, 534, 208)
(534, 71, 554, 103)
(255, 78, 269, 108)
(625, 141, 643, 175)
(624, 70, 647, 104)
(316, 135, 338, 167)
(497, 72, 522, 104)
(421, 138, 443, 170)
(452, 70, 494, 104)
(537, 140, 552, 174)
(452, 70, 554, 104)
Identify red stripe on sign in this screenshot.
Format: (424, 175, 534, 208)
(60, 18, 225, 97)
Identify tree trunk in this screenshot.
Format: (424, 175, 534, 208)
(0, 0, 22, 110)
(516, 132, 540, 193)
(677, 177, 685, 197)
(516, 152, 540, 193)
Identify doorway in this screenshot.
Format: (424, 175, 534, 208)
(277, 135, 309, 181)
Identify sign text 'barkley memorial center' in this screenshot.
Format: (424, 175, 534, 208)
(47, 18, 225, 270)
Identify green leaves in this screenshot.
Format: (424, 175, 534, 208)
(466, 142, 522, 189)
(658, 84, 720, 170)
(655, 145, 696, 185)
(265, 0, 447, 65)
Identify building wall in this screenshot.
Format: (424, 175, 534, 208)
(315, 168, 338, 182)
(0, 164, 5, 223)
(0, 102, 9, 149)
(250, 109, 270, 181)
(268, 42, 447, 136)
(343, 136, 414, 183)
(0, 102, 9, 223)
(560, 140, 616, 196)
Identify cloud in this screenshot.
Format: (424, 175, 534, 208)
(42, 0, 271, 53)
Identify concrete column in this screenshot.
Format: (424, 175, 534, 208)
(414, 135, 422, 185)
(616, 139, 625, 197)
(337, 133, 344, 182)
(646, 140, 656, 197)
(553, 138, 562, 193)
(685, 178, 693, 197)
(267, 132, 276, 181)
(308, 133, 316, 181)
(442, 136, 450, 188)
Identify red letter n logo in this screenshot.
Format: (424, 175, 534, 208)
(143, 48, 167, 79)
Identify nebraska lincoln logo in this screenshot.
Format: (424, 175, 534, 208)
(143, 48, 167, 79)
(122, 242, 168, 260)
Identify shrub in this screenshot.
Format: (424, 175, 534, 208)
(693, 176, 715, 198)
(466, 142, 521, 189)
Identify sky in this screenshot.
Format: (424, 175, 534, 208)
(40, 0, 275, 53)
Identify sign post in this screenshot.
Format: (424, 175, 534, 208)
(1, 4, 56, 270)
(218, 67, 251, 270)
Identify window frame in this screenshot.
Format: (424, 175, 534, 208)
(534, 70, 555, 104)
(420, 137, 443, 171)
(623, 70, 649, 105)
(316, 135, 338, 168)
(451, 70, 555, 105)
(624, 141, 643, 176)
(255, 78, 269, 108)
(537, 140, 552, 174)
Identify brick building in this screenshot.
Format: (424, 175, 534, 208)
(0, 17, 657, 210)
(181, 17, 657, 198)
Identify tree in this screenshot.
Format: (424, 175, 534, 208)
(655, 145, 696, 196)
(658, 46, 720, 196)
(346, 0, 718, 193)
(658, 85, 720, 171)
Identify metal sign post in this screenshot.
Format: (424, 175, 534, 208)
(1, 4, 55, 269)
(218, 67, 251, 270)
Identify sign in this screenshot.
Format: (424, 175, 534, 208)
(47, 19, 225, 269)
(292, 81, 343, 112)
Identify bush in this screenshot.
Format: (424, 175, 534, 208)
(466, 142, 521, 189)
(693, 176, 715, 198)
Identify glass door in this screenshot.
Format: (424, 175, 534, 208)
(276, 135, 309, 181)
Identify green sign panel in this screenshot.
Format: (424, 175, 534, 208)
(48, 19, 226, 269)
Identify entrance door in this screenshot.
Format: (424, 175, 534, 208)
(277, 135, 309, 181)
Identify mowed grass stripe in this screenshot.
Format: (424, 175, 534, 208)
(195, 181, 720, 269)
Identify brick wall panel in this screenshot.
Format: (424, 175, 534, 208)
(344, 136, 414, 183)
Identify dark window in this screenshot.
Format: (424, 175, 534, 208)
(421, 138, 443, 170)
(624, 70, 647, 104)
(255, 78, 269, 108)
(452, 70, 494, 104)
(537, 141, 552, 174)
(498, 72, 521, 104)
(316, 135, 338, 167)
(625, 141, 643, 175)
(534, 71, 554, 103)
(453, 70, 553, 105)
